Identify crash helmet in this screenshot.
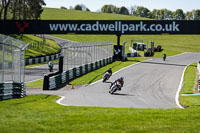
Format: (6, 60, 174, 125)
(120, 77, 124, 81)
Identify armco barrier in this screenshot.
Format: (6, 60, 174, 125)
(25, 53, 60, 65)
(43, 57, 113, 90)
(0, 83, 25, 100)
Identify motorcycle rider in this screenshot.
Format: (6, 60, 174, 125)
(110, 77, 124, 91)
(163, 53, 166, 61)
(104, 68, 112, 76)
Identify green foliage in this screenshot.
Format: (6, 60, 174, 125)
(60, 6, 67, 10)
(119, 6, 129, 15)
(101, 5, 129, 15)
(1, 0, 46, 20)
(135, 6, 150, 18)
(174, 9, 185, 20)
(74, 4, 82, 11)
(194, 9, 200, 20)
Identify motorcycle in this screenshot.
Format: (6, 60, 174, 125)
(103, 72, 111, 82)
(109, 81, 121, 94)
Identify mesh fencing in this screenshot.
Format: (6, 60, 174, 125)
(0, 34, 28, 83)
(61, 42, 113, 71)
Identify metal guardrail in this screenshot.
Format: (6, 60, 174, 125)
(0, 83, 25, 100)
(44, 57, 113, 90)
(25, 53, 60, 65)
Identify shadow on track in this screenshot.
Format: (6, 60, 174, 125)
(112, 93, 134, 96)
(141, 61, 187, 67)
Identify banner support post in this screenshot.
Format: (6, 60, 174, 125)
(117, 34, 121, 46)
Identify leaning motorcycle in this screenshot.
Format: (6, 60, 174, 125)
(103, 72, 111, 82)
(109, 81, 121, 94)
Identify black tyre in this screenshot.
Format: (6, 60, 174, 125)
(103, 77, 107, 82)
(109, 86, 117, 94)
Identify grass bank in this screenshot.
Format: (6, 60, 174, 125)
(13, 35, 61, 58)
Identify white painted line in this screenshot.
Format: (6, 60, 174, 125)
(175, 66, 186, 109)
(167, 52, 187, 58)
(88, 59, 152, 86)
(25, 78, 43, 83)
(56, 96, 66, 106)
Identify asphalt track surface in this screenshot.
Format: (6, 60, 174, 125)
(54, 52, 200, 109)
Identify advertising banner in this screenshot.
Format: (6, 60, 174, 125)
(0, 20, 200, 34)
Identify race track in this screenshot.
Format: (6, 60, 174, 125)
(56, 52, 200, 108)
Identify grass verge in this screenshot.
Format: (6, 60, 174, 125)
(26, 79, 43, 88)
(179, 63, 200, 108)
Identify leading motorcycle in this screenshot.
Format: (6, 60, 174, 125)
(109, 81, 121, 94)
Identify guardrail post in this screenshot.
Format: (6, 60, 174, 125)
(43, 74, 49, 90)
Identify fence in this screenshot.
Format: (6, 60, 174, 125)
(43, 42, 113, 90)
(0, 34, 28, 100)
(61, 42, 113, 71)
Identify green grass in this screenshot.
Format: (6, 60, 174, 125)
(13, 35, 61, 58)
(52, 34, 200, 58)
(0, 95, 200, 133)
(179, 63, 200, 108)
(26, 79, 43, 88)
(42, 8, 150, 20)
(180, 63, 197, 94)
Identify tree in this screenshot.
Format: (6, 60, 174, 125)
(118, 6, 129, 15)
(0, 0, 5, 20)
(3, 0, 11, 20)
(86, 8, 90, 12)
(194, 9, 200, 20)
(74, 4, 82, 10)
(1, 0, 46, 20)
(135, 6, 150, 18)
(174, 9, 185, 20)
(61, 6, 67, 10)
(101, 5, 118, 13)
(129, 5, 137, 16)
(28, 0, 46, 20)
(185, 11, 194, 20)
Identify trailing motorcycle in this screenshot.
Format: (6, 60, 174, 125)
(103, 72, 111, 82)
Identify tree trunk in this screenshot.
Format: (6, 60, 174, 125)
(3, 0, 11, 20)
(0, 0, 5, 20)
(12, 0, 18, 20)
